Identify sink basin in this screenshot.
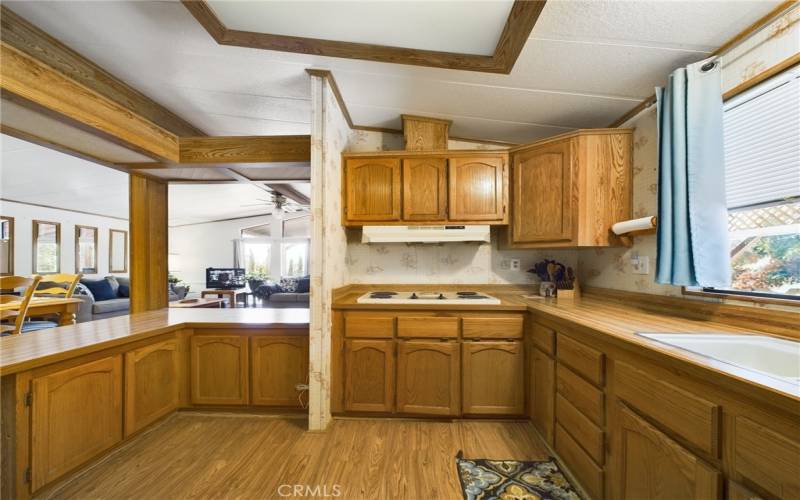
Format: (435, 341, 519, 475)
(637, 333, 800, 385)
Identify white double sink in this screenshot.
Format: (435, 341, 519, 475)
(637, 333, 800, 387)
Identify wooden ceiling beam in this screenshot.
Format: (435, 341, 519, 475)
(0, 35, 180, 161)
(0, 6, 204, 137)
(178, 135, 311, 163)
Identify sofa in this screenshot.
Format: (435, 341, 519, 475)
(75, 276, 187, 322)
(254, 275, 310, 308)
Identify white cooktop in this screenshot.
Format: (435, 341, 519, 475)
(356, 291, 501, 305)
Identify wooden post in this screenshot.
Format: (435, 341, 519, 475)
(129, 175, 168, 313)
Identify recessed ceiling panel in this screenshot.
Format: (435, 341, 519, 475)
(207, 0, 515, 55)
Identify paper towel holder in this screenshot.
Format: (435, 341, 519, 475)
(612, 216, 657, 246)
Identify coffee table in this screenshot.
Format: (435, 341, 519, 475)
(169, 298, 226, 309)
(200, 289, 248, 308)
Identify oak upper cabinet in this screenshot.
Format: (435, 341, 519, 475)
(511, 139, 574, 245)
(396, 341, 460, 416)
(462, 341, 524, 415)
(611, 403, 720, 500)
(449, 157, 506, 221)
(124, 338, 181, 436)
(344, 339, 395, 413)
(507, 129, 632, 248)
(31, 356, 123, 492)
(190, 333, 249, 405)
(251, 336, 309, 407)
(344, 158, 401, 222)
(402, 158, 447, 221)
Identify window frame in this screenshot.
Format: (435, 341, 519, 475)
(0, 215, 14, 276)
(74, 225, 98, 274)
(109, 229, 128, 273)
(32, 220, 61, 275)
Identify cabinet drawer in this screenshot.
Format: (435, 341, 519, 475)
(345, 313, 395, 338)
(556, 394, 604, 465)
(397, 316, 458, 338)
(463, 316, 523, 339)
(556, 364, 604, 426)
(557, 333, 604, 386)
(556, 424, 604, 500)
(732, 415, 799, 499)
(615, 361, 720, 458)
(531, 323, 555, 355)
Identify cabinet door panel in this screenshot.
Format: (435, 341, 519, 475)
(397, 341, 459, 416)
(251, 336, 308, 407)
(512, 140, 574, 243)
(531, 348, 555, 445)
(448, 157, 505, 221)
(462, 341, 524, 415)
(32, 356, 123, 491)
(403, 158, 447, 220)
(190, 335, 249, 405)
(345, 158, 401, 221)
(344, 339, 395, 412)
(124, 339, 180, 436)
(612, 403, 720, 500)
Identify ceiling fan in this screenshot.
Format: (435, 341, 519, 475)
(239, 193, 310, 213)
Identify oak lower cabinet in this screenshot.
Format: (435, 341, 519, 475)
(190, 334, 249, 405)
(396, 341, 459, 416)
(462, 341, 524, 415)
(530, 347, 555, 445)
(124, 339, 181, 436)
(611, 403, 720, 500)
(251, 336, 308, 407)
(31, 356, 123, 492)
(344, 339, 395, 412)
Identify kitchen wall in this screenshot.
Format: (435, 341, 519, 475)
(0, 199, 128, 279)
(344, 129, 577, 285)
(578, 6, 799, 307)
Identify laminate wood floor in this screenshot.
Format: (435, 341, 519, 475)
(41, 412, 549, 500)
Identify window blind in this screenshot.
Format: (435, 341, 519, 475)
(723, 68, 800, 209)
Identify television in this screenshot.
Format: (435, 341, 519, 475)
(205, 267, 245, 289)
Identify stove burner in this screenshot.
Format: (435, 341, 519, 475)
(370, 292, 397, 299)
(373, 291, 398, 295)
(458, 295, 489, 300)
(456, 291, 478, 296)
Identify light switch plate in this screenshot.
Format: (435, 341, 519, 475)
(632, 255, 650, 274)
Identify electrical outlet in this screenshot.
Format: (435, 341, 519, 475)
(631, 255, 650, 274)
(510, 259, 521, 271)
(295, 384, 309, 391)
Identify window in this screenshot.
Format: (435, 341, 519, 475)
(75, 225, 98, 273)
(703, 68, 799, 300)
(33, 220, 61, 274)
(243, 242, 270, 276)
(282, 241, 309, 276)
(0, 216, 13, 276)
(109, 229, 128, 273)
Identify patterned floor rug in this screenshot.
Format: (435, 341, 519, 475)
(455, 452, 582, 500)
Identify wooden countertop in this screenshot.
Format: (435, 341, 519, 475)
(0, 308, 309, 376)
(332, 285, 799, 409)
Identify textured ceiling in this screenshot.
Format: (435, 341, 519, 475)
(3, 1, 782, 143)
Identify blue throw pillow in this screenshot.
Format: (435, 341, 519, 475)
(296, 276, 310, 293)
(81, 279, 116, 301)
(118, 284, 130, 298)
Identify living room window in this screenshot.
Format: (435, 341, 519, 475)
(282, 241, 309, 276)
(32, 220, 60, 274)
(243, 241, 271, 276)
(696, 67, 799, 301)
(75, 225, 98, 274)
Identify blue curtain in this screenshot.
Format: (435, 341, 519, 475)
(655, 58, 731, 287)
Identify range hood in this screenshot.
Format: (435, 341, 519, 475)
(361, 225, 490, 244)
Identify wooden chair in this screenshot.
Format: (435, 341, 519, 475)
(34, 273, 83, 297)
(0, 275, 42, 336)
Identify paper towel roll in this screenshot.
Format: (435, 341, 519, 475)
(612, 216, 657, 235)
